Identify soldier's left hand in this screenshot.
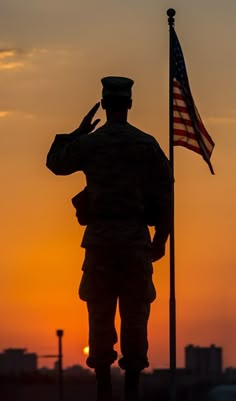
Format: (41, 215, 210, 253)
(72, 102, 101, 135)
(152, 244, 165, 262)
(151, 234, 166, 262)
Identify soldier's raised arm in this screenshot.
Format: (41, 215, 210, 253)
(46, 103, 100, 175)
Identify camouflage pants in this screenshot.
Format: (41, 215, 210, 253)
(79, 247, 156, 370)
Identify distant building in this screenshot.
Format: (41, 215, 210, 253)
(185, 344, 222, 379)
(0, 348, 37, 375)
(224, 367, 236, 382)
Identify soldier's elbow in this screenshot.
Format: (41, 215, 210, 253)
(46, 159, 67, 175)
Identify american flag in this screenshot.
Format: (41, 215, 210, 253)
(172, 30, 215, 174)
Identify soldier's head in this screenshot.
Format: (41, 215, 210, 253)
(101, 76, 133, 119)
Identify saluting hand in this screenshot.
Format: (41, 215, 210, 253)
(71, 102, 101, 135)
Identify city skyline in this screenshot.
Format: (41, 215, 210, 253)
(0, 342, 233, 372)
(1, 0, 236, 370)
(0, 342, 229, 371)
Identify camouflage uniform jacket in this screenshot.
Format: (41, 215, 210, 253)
(46, 121, 173, 248)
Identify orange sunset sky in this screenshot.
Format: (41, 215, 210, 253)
(1, 0, 236, 370)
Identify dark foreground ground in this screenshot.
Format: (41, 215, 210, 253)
(0, 372, 231, 401)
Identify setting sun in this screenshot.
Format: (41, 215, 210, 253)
(83, 346, 89, 356)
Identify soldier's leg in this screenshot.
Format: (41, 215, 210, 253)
(86, 298, 118, 369)
(119, 298, 150, 371)
(79, 248, 118, 369)
(117, 248, 155, 371)
(124, 369, 141, 401)
(117, 246, 155, 401)
(119, 299, 151, 401)
(95, 365, 112, 401)
(86, 298, 117, 401)
(78, 247, 120, 400)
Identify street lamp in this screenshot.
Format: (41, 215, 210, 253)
(56, 329, 64, 401)
(40, 329, 64, 401)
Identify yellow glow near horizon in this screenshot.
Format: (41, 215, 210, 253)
(83, 346, 89, 356)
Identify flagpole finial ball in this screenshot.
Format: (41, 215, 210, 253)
(167, 9, 176, 17)
(167, 8, 176, 26)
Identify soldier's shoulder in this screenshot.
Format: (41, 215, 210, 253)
(127, 123, 159, 145)
(127, 124, 170, 164)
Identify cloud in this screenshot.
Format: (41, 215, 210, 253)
(0, 110, 36, 120)
(0, 48, 24, 56)
(0, 50, 16, 59)
(0, 47, 51, 71)
(0, 48, 26, 70)
(0, 48, 48, 70)
(0, 111, 10, 118)
(0, 61, 25, 70)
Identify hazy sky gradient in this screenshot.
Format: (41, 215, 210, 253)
(1, 0, 236, 370)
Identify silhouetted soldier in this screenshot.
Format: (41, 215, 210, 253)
(46, 76, 173, 401)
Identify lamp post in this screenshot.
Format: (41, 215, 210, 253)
(40, 329, 64, 401)
(56, 329, 64, 401)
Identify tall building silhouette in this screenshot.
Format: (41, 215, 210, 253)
(185, 344, 222, 378)
(0, 348, 37, 374)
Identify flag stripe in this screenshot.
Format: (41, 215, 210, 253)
(171, 32, 215, 174)
(173, 140, 202, 154)
(174, 110, 190, 119)
(174, 132, 198, 139)
(174, 117, 194, 128)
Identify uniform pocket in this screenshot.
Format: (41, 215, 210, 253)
(79, 260, 116, 302)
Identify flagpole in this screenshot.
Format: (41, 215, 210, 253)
(167, 8, 176, 401)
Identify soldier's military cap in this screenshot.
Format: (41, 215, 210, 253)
(101, 76, 134, 98)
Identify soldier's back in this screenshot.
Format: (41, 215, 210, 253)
(83, 121, 157, 213)
(80, 121, 160, 248)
